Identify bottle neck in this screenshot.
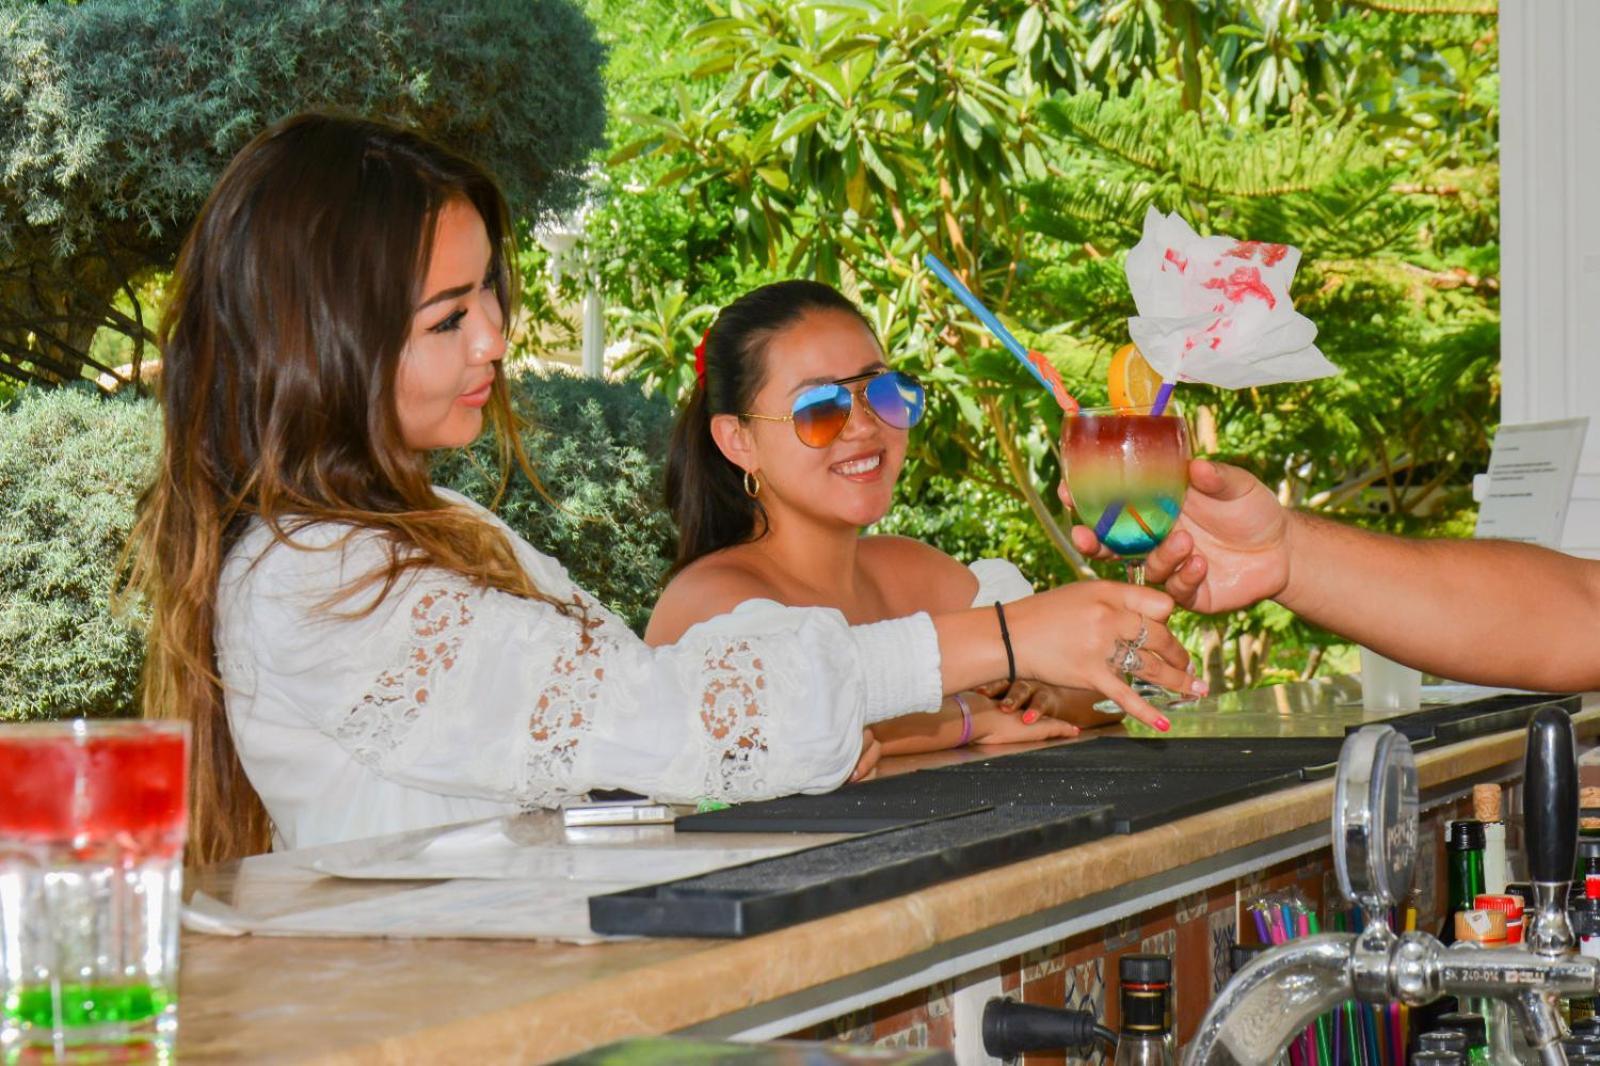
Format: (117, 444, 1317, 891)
(1119, 982, 1172, 1037)
(1448, 848, 1487, 911)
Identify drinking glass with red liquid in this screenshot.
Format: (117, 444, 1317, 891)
(0, 720, 188, 1058)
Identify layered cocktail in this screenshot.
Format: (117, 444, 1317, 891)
(1064, 404, 1191, 715)
(1062, 405, 1190, 569)
(0, 720, 188, 1056)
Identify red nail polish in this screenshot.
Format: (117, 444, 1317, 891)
(1156, 717, 1171, 732)
(1022, 710, 1040, 725)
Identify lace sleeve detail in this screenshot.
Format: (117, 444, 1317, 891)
(522, 601, 612, 803)
(337, 588, 474, 770)
(694, 637, 770, 795)
(296, 573, 941, 808)
(518, 603, 789, 805)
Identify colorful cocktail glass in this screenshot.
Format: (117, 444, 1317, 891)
(0, 720, 189, 1059)
(1064, 407, 1190, 569)
(1063, 406, 1191, 712)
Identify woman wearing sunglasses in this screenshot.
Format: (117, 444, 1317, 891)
(648, 281, 1203, 766)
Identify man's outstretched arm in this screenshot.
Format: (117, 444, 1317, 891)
(1067, 459, 1600, 691)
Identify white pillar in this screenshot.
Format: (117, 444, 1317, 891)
(1501, 0, 1600, 556)
(581, 284, 605, 379)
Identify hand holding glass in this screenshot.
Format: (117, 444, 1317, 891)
(1063, 406, 1191, 711)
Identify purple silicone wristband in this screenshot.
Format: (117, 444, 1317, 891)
(953, 693, 974, 747)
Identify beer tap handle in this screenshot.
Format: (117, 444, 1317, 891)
(1524, 704, 1578, 956)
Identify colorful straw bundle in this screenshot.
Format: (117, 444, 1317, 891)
(1244, 894, 1416, 1066)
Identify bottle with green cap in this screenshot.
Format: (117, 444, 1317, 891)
(1113, 954, 1174, 1066)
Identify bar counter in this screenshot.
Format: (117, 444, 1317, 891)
(175, 680, 1600, 1063)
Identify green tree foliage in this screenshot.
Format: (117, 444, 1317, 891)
(0, 0, 607, 390)
(592, 0, 1499, 691)
(516, 0, 753, 377)
(0, 371, 674, 721)
(607, 0, 1100, 576)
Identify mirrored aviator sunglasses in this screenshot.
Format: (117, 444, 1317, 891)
(781, 370, 926, 448)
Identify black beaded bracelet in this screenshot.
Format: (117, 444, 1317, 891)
(994, 600, 1016, 687)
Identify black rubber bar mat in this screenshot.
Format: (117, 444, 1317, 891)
(951, 736, 1383, 781)
(677, 762, 1299, 836)
(935, 765, 1304, 834)
(589, 804, 1110, 938)
(673, 771, 1101, 835)
(664, 774, 993, 834)
(1347, 693, 1578, 743)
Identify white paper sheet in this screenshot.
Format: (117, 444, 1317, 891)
(304, 818, 803, 882)
(182, 814, 840, 943)
(1474, 418, 1590, 547)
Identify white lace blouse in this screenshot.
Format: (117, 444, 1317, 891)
(214, 489, 1035, 851)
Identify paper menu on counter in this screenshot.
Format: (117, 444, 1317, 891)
(307, 817, 807, 882)
(182, 814, 841, 944)
(1474, 417, 1589, 547)
(184, 873, 623, 943)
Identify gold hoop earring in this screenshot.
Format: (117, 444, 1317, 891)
(743, 470, 761, 498)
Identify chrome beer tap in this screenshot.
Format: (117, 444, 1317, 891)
(1185, 707, 1596, 1066)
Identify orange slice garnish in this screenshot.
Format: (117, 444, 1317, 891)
(1108, 343, 1163, 412)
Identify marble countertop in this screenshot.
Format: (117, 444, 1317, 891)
(174, 683, 1594, 1064)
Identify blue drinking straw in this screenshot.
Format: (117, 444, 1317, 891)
(923, 252, 1154, 543)
(921, 253, 1062, 404)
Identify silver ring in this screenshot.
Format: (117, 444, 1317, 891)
(1128, 621, 1149, 652)
(1112, 639, 1144, 676)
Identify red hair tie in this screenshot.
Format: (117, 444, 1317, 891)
(693, 327, 712, 388)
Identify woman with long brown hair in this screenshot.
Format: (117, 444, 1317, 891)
(127, 113, 1191, 864)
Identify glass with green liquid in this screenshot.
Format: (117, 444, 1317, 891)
(0, 720, 189, 1059)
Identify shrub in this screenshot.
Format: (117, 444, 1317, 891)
(0, 388, 157, 720)
(432, 369, 676, 633)
(0, 372, 674, 720)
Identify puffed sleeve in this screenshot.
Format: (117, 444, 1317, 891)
(240, 528, 944, 807)
(968, 558, 1034, 606)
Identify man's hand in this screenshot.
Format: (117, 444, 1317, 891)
(1062, 459, 1294, 615)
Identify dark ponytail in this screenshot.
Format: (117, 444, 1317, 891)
(665, 279, 875, 575)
